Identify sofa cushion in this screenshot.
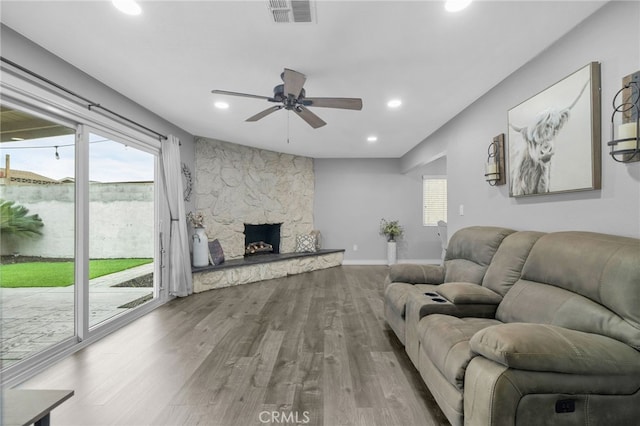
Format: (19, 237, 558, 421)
(443, 259, 487, 284)
(437, 282, 502, 305)
(497, 280, 640, 351)
(444, 226, 516, 266)
(443, 226, 515, 284)
(481, 231, 544, 296)
(470, 323, 640, 375)
(514, 231, 640, 348)
(387, 263, 444, 285)
(418, 314, 501, 390)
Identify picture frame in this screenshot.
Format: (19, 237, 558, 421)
(507, 62, 601, 197)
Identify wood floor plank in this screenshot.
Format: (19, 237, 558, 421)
(290, 351, 323, 426)
(323, 327, 357, 426)
(262, 275, 314, 404)
(17, 266, 449, 426)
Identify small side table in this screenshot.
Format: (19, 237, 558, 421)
(2, 389, 74, 426)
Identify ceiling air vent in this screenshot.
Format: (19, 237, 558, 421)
(267, 0, 316, 24)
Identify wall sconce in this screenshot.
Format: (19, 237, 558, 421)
(607, 72, 639, 163)
(485, 133, 506, 186)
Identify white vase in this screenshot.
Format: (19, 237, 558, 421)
(387, 241, 397, 265)
(192, 227, 209, 267)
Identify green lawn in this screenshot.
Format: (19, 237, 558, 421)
(0, 258, 153, 288)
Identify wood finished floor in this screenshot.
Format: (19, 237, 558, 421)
(18, 266, 449, 426)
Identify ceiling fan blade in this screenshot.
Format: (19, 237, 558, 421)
(283, 68, 306, 99)
(293, 105, 327, 129)
(246, 106, 283, 122)
(304, 97, 363, 110)
(211, 89, 271, 100)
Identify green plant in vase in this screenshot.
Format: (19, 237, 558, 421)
(379, 218, 403, 242)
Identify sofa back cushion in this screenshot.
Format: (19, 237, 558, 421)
(496, 231, 640, 349)
(443, 226, 515, 284)
(482, 231, 545, 296)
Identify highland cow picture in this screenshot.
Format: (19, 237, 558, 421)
(508, 62, 601, 197)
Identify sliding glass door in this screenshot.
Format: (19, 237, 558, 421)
(0, 105, 77, 368)
(87, 131, 156, 328)
(0, 103, 161, 377)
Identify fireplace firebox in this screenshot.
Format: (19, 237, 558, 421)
(244, 223, 282, 256)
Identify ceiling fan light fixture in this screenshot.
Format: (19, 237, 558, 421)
(212, 68, 362, 129)
(445, 0, 473, 13)
(214, 101, 229, 109)
(112, 0, 142, 16)
(387, 99, 402, 108)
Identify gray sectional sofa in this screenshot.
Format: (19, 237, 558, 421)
(384, 226, 640, 426)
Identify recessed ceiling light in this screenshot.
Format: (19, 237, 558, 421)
(445, 0, 473, 13)
(387, 99, 402, 108)
(214, 101, 229, 109)
(367, 136, 378, 143)
(112, 0, 142, 16)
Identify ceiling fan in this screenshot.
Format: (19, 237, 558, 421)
(211, 68, 363, 129)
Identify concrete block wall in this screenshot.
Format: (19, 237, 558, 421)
(0, 182, 154, 259)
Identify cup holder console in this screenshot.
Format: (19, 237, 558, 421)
(424, 292, 448, 303)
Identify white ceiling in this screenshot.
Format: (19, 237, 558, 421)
(0, 0, 606, 158)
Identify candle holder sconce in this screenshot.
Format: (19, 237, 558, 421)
(607, 72, 639, 163)
(485, 133, 506, 186)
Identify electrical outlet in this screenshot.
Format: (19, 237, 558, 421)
(353, 244, 358, 251)
(459, 204, 464, 216)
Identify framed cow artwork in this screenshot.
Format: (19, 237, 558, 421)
(507, 62, 601, 197)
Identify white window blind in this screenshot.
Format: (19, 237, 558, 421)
(423, 177, 447, 226)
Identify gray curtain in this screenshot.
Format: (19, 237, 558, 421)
(161, 135, 192, 297)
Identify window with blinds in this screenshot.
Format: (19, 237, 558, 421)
(423, 177, 447, 226)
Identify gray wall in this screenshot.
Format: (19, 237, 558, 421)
(314, 158, 442, 263)
(402, 1, 640, 239)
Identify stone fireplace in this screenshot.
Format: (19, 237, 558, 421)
(191, 137, 343, 293)
(244, 223, 281, 255)
(194, 137, 314, 260)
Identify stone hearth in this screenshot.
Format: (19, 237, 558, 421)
(192, 249, 344, 293)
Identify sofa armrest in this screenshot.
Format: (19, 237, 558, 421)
(408, 291, 499, 321)
(437, 282, 502, 304)
(470, 323, 640, 375)
(387, 263, 444, 284)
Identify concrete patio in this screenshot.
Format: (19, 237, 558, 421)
(0, 263, 154, 369)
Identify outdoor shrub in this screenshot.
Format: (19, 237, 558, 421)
(0, 199, 44, 238)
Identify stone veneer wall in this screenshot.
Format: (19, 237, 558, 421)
(194, 137, 315, 260)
